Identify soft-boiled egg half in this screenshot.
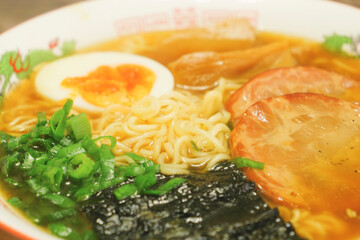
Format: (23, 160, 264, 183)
(35, 52, 174, 112)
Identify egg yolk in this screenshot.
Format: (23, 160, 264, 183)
(61, 64, 156, 107)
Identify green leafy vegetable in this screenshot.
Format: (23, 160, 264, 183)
(323, 34, 353, 52)
(323, 33, 359, 57)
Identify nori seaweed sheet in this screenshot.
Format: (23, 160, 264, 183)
(81, 162, 304, 240)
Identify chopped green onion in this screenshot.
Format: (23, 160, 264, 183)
(26, 178, 50, 196)
(82, 230, 98, 240)
(37, 126, 50, 135)
(48, 208, 77, 221)
(55, 142, 85, 158)
(117, 165, 127, 173)
(43, 166, 63, 191)
(125, 164, 145, 177)
(99, 144, 115, 181)
(7, 197, 27, 209)
(29, 129, 40, 139)
(124, 152, 154, 168)
(73, 175, 125, 201)
(0, 132, 13, 151)
(73, 183, 101, 202)
(94, 136, 116, 150)
(59, 137, 73, 147)
(34, 153, 48, 165)
(26, 208, 43, 224)
(22, 152, 35, 170)
(37, 112, 48, 127)
(50, 99, 73, 141)
(49, 223, 73, 238)
(7, 138, 20, 151)
(62, 99, 73, 116)
(26, 138, 51, 150)
(49, 144, 62, 156)
(28, 163, 64, 192)
(50, 109, 67, 141)
(68, 153, 95, 180)
(81, 135, 100, 161)
(4, 154, 19, 177)
(19, 133, 30, 142)
(145, 164, 160, 174)
(28, 164, 46, 177)
(5, 177, 22, 187)
(144, 178, 187, 195)
(231, 156, 264, 169)
(43, 194, 76, 208)
(67, 112, 92, 141)
(134, 171, 157, 192)
(124, 152, 148, 163)
(190, 140, 200, 151)
(0, 131, 14, 142)
(114, 183, 138, 200)
(47, 157, 68, 174)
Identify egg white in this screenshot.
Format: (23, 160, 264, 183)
(35, 52, 174, 112)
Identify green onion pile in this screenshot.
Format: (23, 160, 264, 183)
(0, 99, 186, 240)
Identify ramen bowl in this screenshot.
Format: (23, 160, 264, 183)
(0, 0, 359, 239)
